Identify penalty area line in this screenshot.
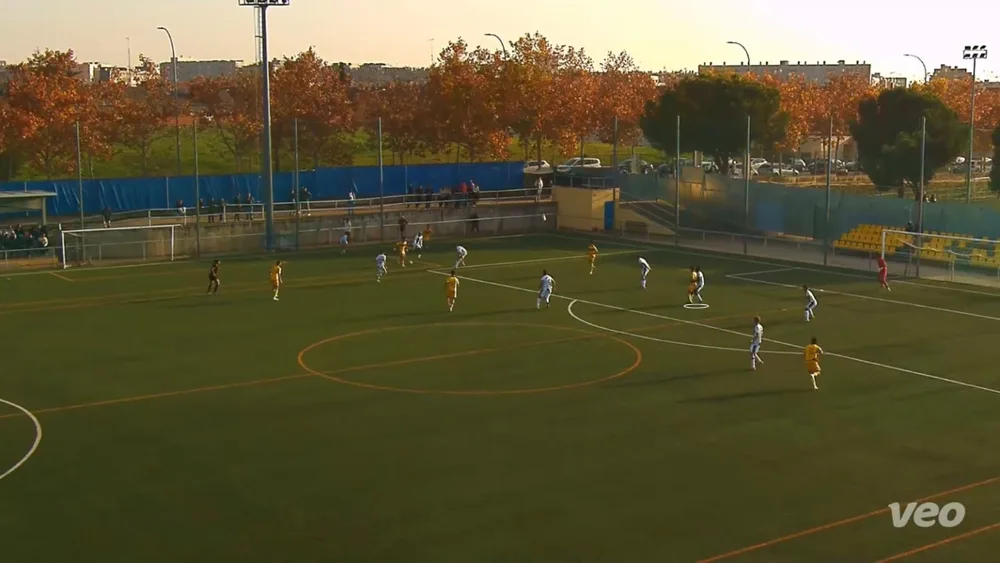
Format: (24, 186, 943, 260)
(436, 270, 1000, 397)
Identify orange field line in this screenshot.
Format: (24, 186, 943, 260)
(696, 476, 1000, 562)
(875, 521, 1000, 562)
(0, 373, 312, 420)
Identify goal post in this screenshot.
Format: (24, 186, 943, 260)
(881, 228, 1000, 287)
(59, 224, 180, 269)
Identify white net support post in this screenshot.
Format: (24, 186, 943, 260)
(59, 224, 179, 269)
(881, 228, 1000, 287)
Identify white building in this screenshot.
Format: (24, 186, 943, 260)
(158, 60, 240, 83)
(698, 60, 872, 84)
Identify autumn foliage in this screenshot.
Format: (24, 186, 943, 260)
(1, 41, 998, 180)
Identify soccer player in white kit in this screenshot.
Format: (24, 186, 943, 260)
(375, 252, 387, 282)
(412, 232, 424, 259)
(537, 270, 555, 309)
(803, 284, 818, 322)
(750, 316, 764, 371)
(638, 256, 651, 289)
(694, 266, 705, 303)
(454, 245, 468, 269)
(339, 231, 349, 255)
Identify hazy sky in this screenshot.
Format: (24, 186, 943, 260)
(2, 0, 997, 83)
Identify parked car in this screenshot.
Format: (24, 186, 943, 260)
(523, 160, 551, 173)
(750, 158, 769, 170)
(787, 158, 808, 172)
(771, 164, 800, 176)
(733, 163, 759, 178)
(556, 157, 602, 173)
(618, 157, 654, 174)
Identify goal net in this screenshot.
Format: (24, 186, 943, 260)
(59, 225, 180, 269)
(881, 229, 1000, 287)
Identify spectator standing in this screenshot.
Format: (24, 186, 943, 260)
(534, 176, 543, 202)
(398, 215, 408, 239)
(470, 181, 480, 206)
(232, 194, 241, 222)
(245, 193, 254, 222)
(424, 186, 432, 209)
(300, 186, 312, 216)
(348, 188, 356, 217)
(102, 206, 112, 228)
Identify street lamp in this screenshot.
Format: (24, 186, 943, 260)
(240, 0, 290, 252)
(903, 53, 928, 83)
(485, 33, 508, 58)
(156, 26, 182, 180)
(726, 41, 751, 68)
(963, 44, 987, 203)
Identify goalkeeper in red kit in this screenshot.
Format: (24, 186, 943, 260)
(877, 255, 891, 291)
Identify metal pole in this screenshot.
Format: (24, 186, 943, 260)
(727, 41, 751, 67)
(76, 121, 84, 229)
(675, 114, 681, 231)
(484, 33, 508, 58)
(378, 117, 385, 241)
(157, 27, 182, 178)
(612, 116, 618, 171)
(194, 117, 201, 257)
(294, 117, 300, 251)
(966, 57, 977, 203)
(823, 117, 833, 266)
(917, 116, 927, 278)
(743, 114, 750, 254)
(904, 54, 928, 82)
(258, 6, 276, 251)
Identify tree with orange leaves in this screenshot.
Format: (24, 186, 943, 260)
(358, 81, 427, 164)
(271, 49, 358, 169)
(915, 78, 1000, 152)
(593, 51, 658, 156)
(501, 33, 567, 162)
(5, 50, 109, 178)
(816, 73, 878, 159)
(98, 55, 178, 175)
(424, 40, 510, 162)
(189, 71, 261, 172)
(550, 47, 598, 158)
(750, 73, 821, 153)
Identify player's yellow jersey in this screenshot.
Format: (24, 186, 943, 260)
(804, 344, 822, 363)
(395, 240, 408, 254)
(270, 265, 281, 283)
(688, 270, 697, 293)
(445, 276, 459, 295)
(587, 244, 598, 257)
(423, 228, 432, 241)
(690, 271, 698, 283)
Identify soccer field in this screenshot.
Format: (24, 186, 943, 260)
(2, 232, 999, 562)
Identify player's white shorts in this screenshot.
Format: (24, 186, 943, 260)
(750, 343, 760, 356)
(377, 265, 387, 275)
(539, 288, 552, 300)
(696, 282, 704, 292)
(641, 268, 650, 279)
(806, 302, 817, 312)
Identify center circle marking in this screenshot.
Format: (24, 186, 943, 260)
(297, 321, 642, 395)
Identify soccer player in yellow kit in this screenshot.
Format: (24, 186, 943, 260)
(687, 266, 698, 303)
(445, 270, 460, 312)
(587, 242, 598, 275)
(269, 260, 283, 301)
(805, 337, 823, 390)
(395, 238, 409, 267)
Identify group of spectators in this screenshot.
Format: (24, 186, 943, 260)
(1, 223, 50, 256)
(405, 182, 481, 209)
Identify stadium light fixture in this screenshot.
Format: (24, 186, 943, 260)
(962, 45, 987, 203)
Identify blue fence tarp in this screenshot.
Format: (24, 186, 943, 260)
(0, 161, 523, 217)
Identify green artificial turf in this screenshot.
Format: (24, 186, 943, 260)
(1, 233, 999, 562)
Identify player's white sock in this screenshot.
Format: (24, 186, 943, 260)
(536, 298, 541, 310)
(696, 292, 703, 303)
(810, 373, 818, 389)
(545, 297, 550, 308)
(751, 358, 756, 370)
(641, 279, 646, 289)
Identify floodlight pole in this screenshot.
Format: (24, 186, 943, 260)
(194, 117, 201, 257)
(744, 114, 751, 255)
(917, 116, 927, 278)
(241, 0, 288, 251)
(966, 56, 979, 203)
(75, 121, 84, 229)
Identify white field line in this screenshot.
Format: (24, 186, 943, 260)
(48, 271, 74, 282)
(432, 267, 1000, 396)
(0, 398, 42, 482)
(727, 273, 1000, 323)
(727, 267, 799, 277)
(566, 300, 798, 356)
(546, 232, 1000, 298)
(445, 250, 635, 272)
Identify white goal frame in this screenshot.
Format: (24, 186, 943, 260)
(881, 228, 1000, 285)
(59, 224, 179, 269)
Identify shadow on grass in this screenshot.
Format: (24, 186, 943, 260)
(677, 388, 812, 403)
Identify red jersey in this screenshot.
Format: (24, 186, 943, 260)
(877, 256, 886, 270)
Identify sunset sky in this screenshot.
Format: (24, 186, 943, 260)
(2, 0, 997, 82)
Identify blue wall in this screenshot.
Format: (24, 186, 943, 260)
(0, 162, 523, 218)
